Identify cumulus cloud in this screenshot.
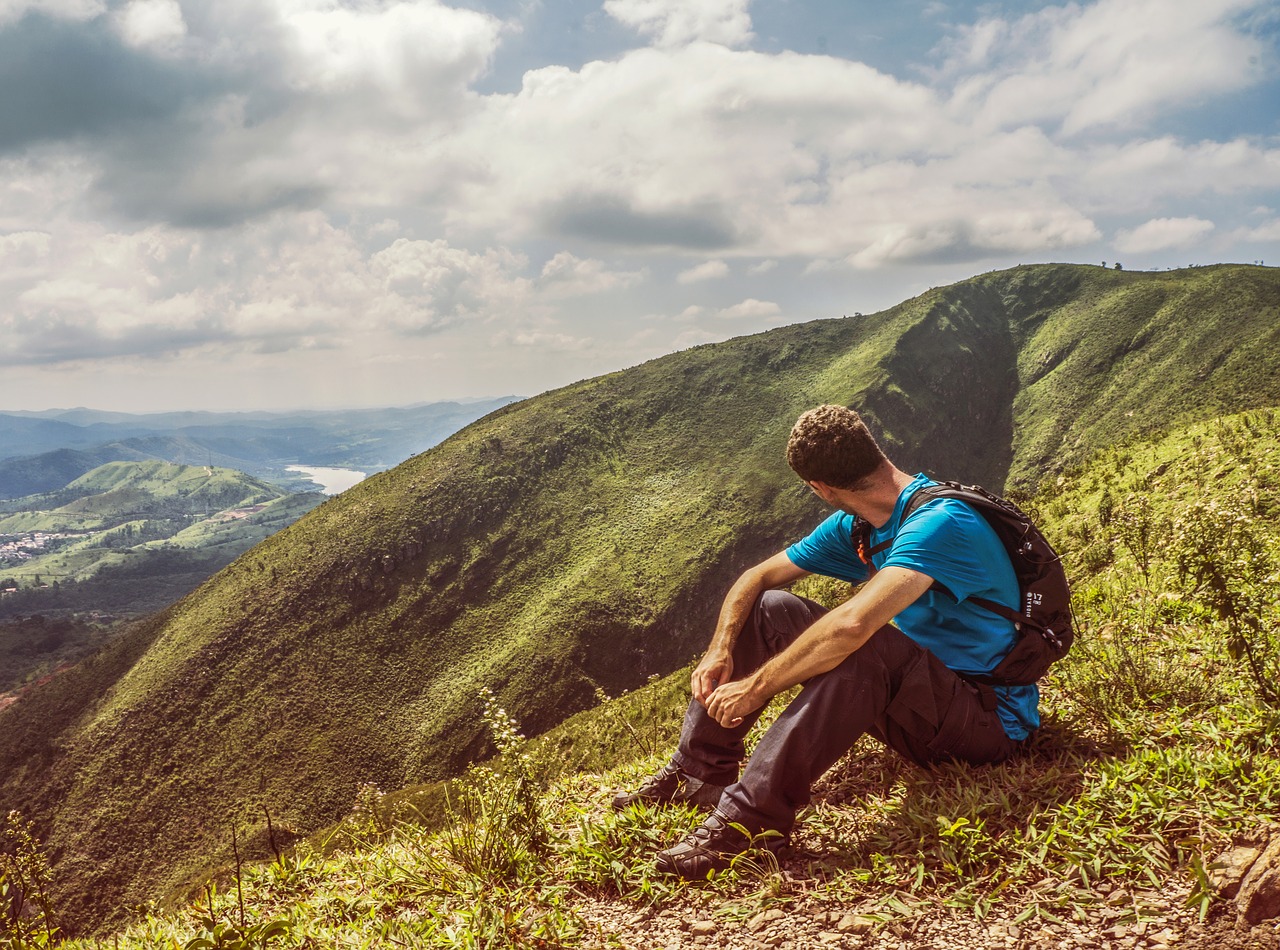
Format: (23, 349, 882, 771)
(1, 0, 1276, 402)
(677, 259, 729, 284)
(0, 0, 506, 226)
(112, 0, 186, 53)
(940, 0, 1266, 135)
(492, 328, 590, 351)
(1233, 218, 1280, 241)
(0, 230, 52, 269)
(604, 0, 753, 48)
(538, 252, 646, 298)
(718, 298, 780, 319)
(1114, 217, 1216, 254)
(0, 211, 541, 366)
(1080, 138, 1280, 214)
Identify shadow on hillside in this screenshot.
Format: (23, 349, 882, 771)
(798, 715, 1124, 871)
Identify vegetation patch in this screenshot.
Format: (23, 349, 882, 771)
(3, 264, 1280, 937)
(13, 407, 1277, 948)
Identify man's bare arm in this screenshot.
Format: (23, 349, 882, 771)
(705, 566, 933, 727)
(690, 551, 810, 706)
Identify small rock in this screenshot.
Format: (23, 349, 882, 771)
(748, 909, 785, 933)
(1237, 835, 1280, 925)
(818, 933, 843, 946)
(837, 913, 875, 934)
(689, 920, 717, 937)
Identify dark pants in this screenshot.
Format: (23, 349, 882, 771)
(670, 590, 1019, 835)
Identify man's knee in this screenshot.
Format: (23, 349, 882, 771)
(752, 589, 827, 650)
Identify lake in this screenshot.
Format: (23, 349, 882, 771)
(286, 465, 367, 495)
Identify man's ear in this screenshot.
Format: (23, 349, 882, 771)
(807, 480, 838, 505)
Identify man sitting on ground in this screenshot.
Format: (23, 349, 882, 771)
(613, 404, 1040, 879)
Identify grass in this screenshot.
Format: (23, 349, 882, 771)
(4, 264, 1280, 938)
(21, 405, 1277, 948)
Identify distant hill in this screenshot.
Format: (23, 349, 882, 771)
(2, 263, 1278, 933)
(0, 398, 522, 498)
(0, 461, 324, 630)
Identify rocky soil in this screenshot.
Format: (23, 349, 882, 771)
(568, 830, 1280, 949)
(574, 879, 1280, 949)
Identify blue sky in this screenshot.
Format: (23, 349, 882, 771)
(1, 0, 1277, 412)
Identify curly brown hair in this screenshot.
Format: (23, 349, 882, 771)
(786, 404, 887, 489)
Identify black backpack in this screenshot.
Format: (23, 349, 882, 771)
(853, 480, 1073, 687)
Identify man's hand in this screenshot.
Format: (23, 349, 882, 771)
(706, 677, 762, 728)
(691, 650, 733, 706)
(693, 551, 809, 706)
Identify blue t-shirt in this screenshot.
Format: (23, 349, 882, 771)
(785, 473, 1040, 740)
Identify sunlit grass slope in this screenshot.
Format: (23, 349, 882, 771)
(64, 408, 1280, 949)
(2, 263, 1279, 934)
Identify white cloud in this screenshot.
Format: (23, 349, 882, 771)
(280, 0, 502, 108)
(1, 0, 1276, 408)
(718, 298, 780, 319)
(1232, 218, 1280, 241)
(0, 210, 545, 366)
(0, 231, 52, 269)
(1080, 138, 1280, 215)
(538, 252, 645, 298)
(941, 0, 1266, 135)
(1113, 217, 1216, 253)
(604, 0, 753, 48)
(113, 0, 186, 52)
(677, 259, 729, 284)
(492, 329, 590, 351)
(49, 0, 509, 228)
(367, 238, 531, 333)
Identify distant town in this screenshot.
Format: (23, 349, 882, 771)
(1, 531, 79, 564)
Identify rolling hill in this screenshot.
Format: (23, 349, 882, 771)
(2, 263, 1278, 934)
(0, 462, 325, 690)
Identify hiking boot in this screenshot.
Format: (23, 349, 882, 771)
(654, 809, 784, 880)
(611, 762, 726, 810)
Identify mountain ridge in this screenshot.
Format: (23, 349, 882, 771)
(2, 263, 1278, 933)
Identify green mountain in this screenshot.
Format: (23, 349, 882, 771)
(2, 263, 1278, 934)
(45, 407, 1280, 950)
(0, 462, 323, 671)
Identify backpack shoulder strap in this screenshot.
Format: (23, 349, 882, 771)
(852, 484, 952, 598)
